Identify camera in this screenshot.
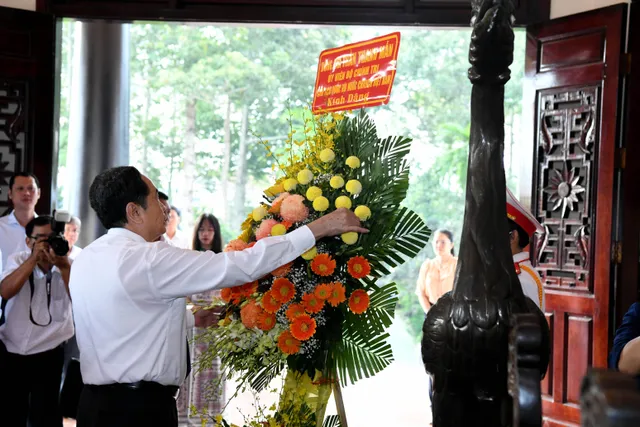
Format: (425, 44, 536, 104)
(47, 210, 70, 256)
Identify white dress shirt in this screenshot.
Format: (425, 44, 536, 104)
(0, 211, 36, 271)
(70, 226, 314, 386)
(0, 251, 74, 355)
(68, 245, 83, 260)
(514, 252, 545, 311)
(165, 230, 191, 249)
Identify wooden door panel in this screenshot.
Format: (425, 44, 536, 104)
(526, 4, 626, 426)
(0, 6, 56, 213)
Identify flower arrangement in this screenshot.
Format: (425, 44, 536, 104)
(197, 109, 431, 427)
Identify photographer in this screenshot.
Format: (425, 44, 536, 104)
(0, 216, 74, 427)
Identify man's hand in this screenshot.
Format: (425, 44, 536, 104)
(48, 249, 71, 271)
(30, 241, 50, 264)
(307, 208, 369, 240)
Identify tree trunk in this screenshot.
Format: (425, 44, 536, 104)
(141, 81, 151, 175)
(183, 98, 197, 222)
(221, 96, 232, 223)
(234, 104, 250, 225)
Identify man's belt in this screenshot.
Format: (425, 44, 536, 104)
(87, 381, 180, 399)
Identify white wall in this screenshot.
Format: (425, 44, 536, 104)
(0, 0, 36, 10)
(551, 0, 630, 19)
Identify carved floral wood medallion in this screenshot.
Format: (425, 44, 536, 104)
(0, 80, 27, 209)
(533, 87, 597, 291)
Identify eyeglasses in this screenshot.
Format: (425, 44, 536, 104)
(29, 233, 52, 240)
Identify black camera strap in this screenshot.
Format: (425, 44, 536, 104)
(29, 270, 52, 327)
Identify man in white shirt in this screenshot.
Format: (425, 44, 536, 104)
(159, 192, 190, 249)
(0, 216, 74, 427)
(507, 188, 545, 311)
(0, 172, 40, 269)
(70, 166, 366, 427)
(64, 215, 83, 260)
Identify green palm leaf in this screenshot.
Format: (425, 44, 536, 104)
(329, 283, 398, 386)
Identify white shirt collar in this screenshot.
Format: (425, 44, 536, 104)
(513, 251, 530, 263)
(107, 227, 148, 243)
(6, 210, 38, 227)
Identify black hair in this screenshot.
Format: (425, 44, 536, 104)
(9, 172, 40, 191)
(89, 166, 149, 229)
(158, 191, 169, 201)
(25, 216, 53, 238)
(508, 219, 530, 249)
(170, 206, 181, 217)
(434, 229, 455, 256)
(192, 213, 222, 253)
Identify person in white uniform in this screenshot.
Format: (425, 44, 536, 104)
(506, 188, 545, 311)
(70, 166, 367, 427)
(0, 215, 74, 427)
(0, 172, 40, 269)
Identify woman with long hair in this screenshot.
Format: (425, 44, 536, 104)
(415, 229, 458, 314)
(187, 214, 225, 424)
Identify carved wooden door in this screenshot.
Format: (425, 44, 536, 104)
(525, 4, 627, 426)
(0, 6, 56, 213)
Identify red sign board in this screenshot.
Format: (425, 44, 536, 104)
(312, 32, 401, 113)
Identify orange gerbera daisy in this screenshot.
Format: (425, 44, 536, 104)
(221, 287, 232, 303)
(347, 256, 371, 279)
(230, 286, 245, 304)
(302, 292, 324, 314)
(261, 290, 282, 314)
(271, 277, 295, 303)
(286, 303, 306, 321)
(310, 253, 336, 277)
(257, 311, 277, 331)
(349, 289, 370, 314)
(278, 330, 301, 355)
(240, 299, 263, 328)
(314, 283, 333, 300)
(327, 282, 347, 307)
(290, 314, 317, 341)
(281, 220, 293, 230)
(271, 262, 293, 278)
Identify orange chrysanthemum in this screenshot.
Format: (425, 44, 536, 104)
(302, 292, 324, 314)
(257, 311, 277, 331)
(347, 256, 371, 279)
(278, 330, 301, 355)
(310, 253, 336, 277)
(261, 290, 282, 314)
(221, 287, 232, 303)
(314, 283, 333, 300)
(327, 282, 347, 307)
(229, 286, 245, 305)
(240, 281, 258, 297)
(290, 314, 317, 341)
(240, 299, 263, 328)
(286, 303, 306, 321)
(281, 220, 293, 230)
(271, 262, 293, 278)
(271, 277, 295, 303)
(348, 289, 370, 314)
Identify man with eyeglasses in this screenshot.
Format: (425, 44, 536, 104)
(0, 216, 74, 427)
(0, 172, 41, 270)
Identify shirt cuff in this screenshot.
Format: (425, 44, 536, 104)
(287, 225, 316, 255)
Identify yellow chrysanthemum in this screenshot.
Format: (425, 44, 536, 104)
(271, 224, 287, 236)
(297, 169, 314, 185)
(252, 206, 268, 221)
(313, 196, 329, 212)
(346, 156, 361, 169)
(319, 148, 336, 162)
(354, 205, 372, 220)
(341, 232, 359, 245)
(330, 176, 345, 189)
(306, 186, 323, 201)
(335, 196, 352, 209)
(283, 178, 298, 191)
(301, 246, 317, 260)
(346, 179, 362, 195)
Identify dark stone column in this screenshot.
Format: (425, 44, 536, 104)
(66, 21, 130, 247)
